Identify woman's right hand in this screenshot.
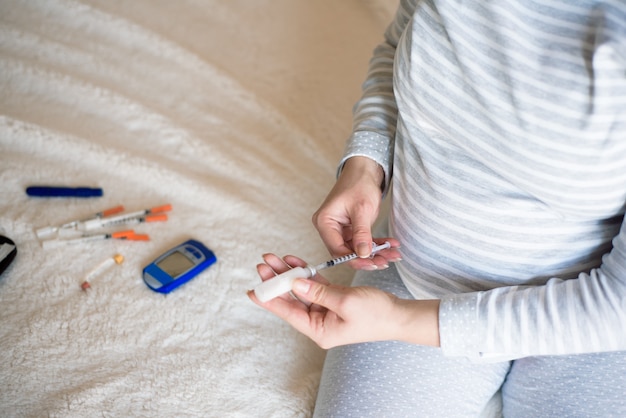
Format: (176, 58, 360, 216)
(248, 253, 439, 349)
(312, 156, 401, 269)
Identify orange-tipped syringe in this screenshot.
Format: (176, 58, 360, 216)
(78, 204, 172, 231)
(42, 230, 150, 249)
(35, 205, 125, 239)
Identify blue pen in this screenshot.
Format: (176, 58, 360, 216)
(26, 186, 103, 198)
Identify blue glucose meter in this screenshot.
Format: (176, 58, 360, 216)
(143, 239, 217, 293)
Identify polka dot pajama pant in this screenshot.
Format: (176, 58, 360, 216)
(313, 265, 626, 417)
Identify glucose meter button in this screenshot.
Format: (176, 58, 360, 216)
(143, 272, 163, 290)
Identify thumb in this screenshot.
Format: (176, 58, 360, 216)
(352, 225, 373, 258)
(292, 279, 344, 311)
(351, 204, 375, 258)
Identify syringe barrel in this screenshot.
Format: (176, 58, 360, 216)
(317, 241, 391, 270)
(330, 253, 358, 265)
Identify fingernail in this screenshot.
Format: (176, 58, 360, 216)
(363, 264, 378, 271)
(356, 242, 371, 258)
(293, 279, 311, 294)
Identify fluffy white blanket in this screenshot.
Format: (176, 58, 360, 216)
(0, 1, 395, 416)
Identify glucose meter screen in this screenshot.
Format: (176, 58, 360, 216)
(157, 251, 195, 278)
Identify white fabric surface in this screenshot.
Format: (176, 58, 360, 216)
(0, 1, 395, 416)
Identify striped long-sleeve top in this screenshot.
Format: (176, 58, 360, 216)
(342, 0, 626, 360)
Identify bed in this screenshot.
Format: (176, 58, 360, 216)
(0, 1, 396, 416)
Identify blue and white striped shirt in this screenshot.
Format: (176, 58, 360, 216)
(342, 0, 626, 360)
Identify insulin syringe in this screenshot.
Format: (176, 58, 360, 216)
(78, 204, 171, 231)
(253, 241, 391, 303)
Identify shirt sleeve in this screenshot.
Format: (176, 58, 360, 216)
(338, 0, 416, 194)
(439, 216, 626, 361)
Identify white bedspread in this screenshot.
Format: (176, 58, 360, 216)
(0, 1, 394, 416)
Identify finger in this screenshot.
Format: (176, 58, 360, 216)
(248, 282, 338, 346)
(261, 253, 292, 274)
(351, 208, 376, 259)
(248, 286, 294, 307)
(374, 237, 401, 249)
(347, 238, 402, 270)
(247, 288, 321, 334)
(256, 263, 279, 281)
(316, 219, 354, 259)
(279, 259, 331, 288)
(348, 255, 387, 271)
(281, 255, 308, 269)
(372, 238, 402, 262)
(291, 279, 346, 313)
(341, 225, 354, 245)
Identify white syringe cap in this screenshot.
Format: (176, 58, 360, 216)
(253, 265, 315, 303)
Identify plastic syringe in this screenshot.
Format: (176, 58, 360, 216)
(253, 241, 391, 303)
(42, 230, 150, 249)
(78, 204, 171, 231)
(35, 205, 125, 239)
